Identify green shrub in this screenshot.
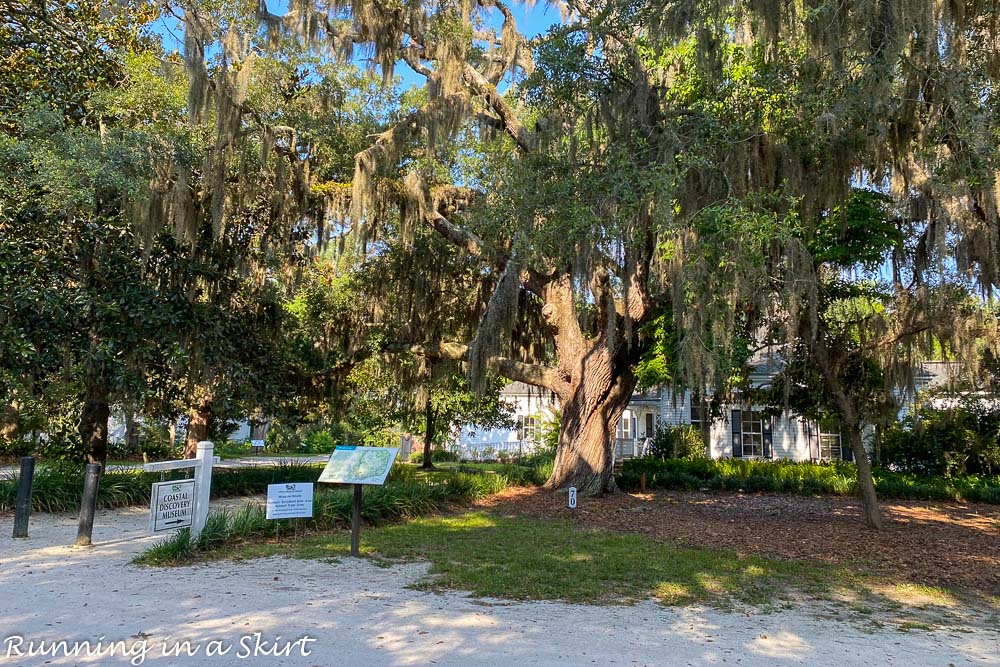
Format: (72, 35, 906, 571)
(302, 430, 336, 453)
(264, 422, 302, 453)
(409, 448, 459, 464)
(647, 425, 707, 460)
(616, 457, 1000, 504)
(881, 403, 1000, 476)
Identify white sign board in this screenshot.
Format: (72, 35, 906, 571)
(318, 446, 399, 485)
(150, 479, 196, 533)
(568, 486, 577, 509)
(266, 483, 314, 519)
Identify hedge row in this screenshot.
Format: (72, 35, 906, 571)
(617, 457, 1000, 504)
(0, 461, 329, 514)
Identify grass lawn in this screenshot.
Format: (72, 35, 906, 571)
(234, 511, 852, 607)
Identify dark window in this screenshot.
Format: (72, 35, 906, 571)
(690, 404, 702, 429)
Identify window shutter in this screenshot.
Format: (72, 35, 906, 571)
(731, 409, 742, 458)
(763, 416, 773, 459)
(841, 434, 854, 462)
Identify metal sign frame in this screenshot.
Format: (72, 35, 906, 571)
(149, 479, 196, 533)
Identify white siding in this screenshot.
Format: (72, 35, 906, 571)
(648, 391, 819, 462)
(456, 382, 558, 447)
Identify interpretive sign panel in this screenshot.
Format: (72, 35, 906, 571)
(266, 483, 314, 519)
(318, 446, 399, 485)
(150, 480, 196, 533)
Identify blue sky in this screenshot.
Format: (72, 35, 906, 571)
(153, 1, 564, 84)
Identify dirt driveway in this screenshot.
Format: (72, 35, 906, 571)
(479, 488, 1000, 596)
(1, 502, 998, 666)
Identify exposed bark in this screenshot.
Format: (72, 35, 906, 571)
(124, 408, 139, 451)
(538, 277, 646, 495)
(1, 400, 19, 446)
(821, 358, 884, 530)
(545, 357, 638, 495)
(183, 398, 213, 459)
(79, 373, 110, 466)
(422, 398, 435, 470)
(250, 416, 270, 440)
(167, 418, 178, 453)
(845, 421, 883, 529)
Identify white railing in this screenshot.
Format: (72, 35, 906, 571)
(449, 440, 542, 461)
(453, 436, 653, 463)
(613, 437, 653, 462)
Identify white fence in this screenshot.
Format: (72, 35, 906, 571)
(448, 440, 543, 461)
(613, 437, 652, 462)
(451, 437, 653, 462)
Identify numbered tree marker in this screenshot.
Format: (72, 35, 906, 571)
(150, 480, 196, 533)
(568, 486, 578, 509)
(266, 482, 314, 520)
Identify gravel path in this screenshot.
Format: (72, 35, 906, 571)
(1, 506, 998, 666)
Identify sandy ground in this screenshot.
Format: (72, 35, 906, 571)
(1, 505, 998, 667)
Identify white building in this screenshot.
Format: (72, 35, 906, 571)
(456, 359, 952, 463)
(453, 381, 558, 458)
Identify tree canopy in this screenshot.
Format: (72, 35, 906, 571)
(3, 0, 1000, 530)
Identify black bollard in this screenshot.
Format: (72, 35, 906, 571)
(12, 456, 35, 538)
(75, 463, 102, 547)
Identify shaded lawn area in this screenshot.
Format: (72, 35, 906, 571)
(237, 511, 854, 607)
(477, 487, 1000, 599)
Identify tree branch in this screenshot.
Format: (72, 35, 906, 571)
(462, 64, 537, 152)
(406, 341, 565, 393)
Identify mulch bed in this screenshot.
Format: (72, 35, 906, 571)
(476, 487, 1000, 597)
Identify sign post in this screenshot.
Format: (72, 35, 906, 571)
(317, 446, 399, 557)
(143, 440, 214, 539)
(351, 484, 363, 556)
(568, 486, 577, 510)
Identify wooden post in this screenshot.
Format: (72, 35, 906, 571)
(640, 471, 646, 494)
(350, 483, 362, 557)
(75, 463, 102, 546)
(12, 456, 35, 538)
(192, 441, 214, 539)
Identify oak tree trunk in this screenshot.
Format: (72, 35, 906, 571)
(846, 423, 883, 529)
(168, 418, 178, 454)
(544, 356, 638, 495)
(124, 408, 139, 451)
(422, 399, 435, 470)
(79, 378, 110, 466)
(184, 401, 213, 459)
(1, 400, 19, 446)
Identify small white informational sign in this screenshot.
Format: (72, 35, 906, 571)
(318, 446, 399, 485)
(150, 479, 196, 533)
(568, 486, 578, 509)
(266, 482, 314, 520)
